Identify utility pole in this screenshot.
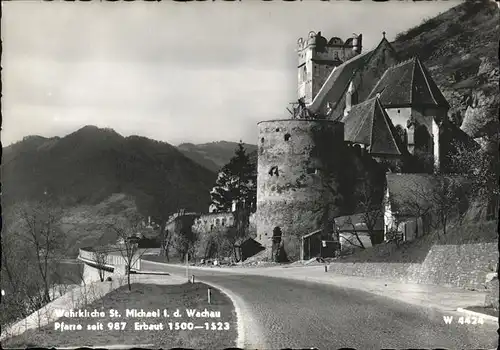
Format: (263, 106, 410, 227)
(185, 253, 189, 281)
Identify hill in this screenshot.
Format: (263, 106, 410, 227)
(2, 125, 217, 224)
(178, 141, 257, 172)
(391, 0, 499, 138)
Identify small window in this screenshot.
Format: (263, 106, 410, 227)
(221, 218, 226, 226)
(269, 166, 279, 176)
(306, 168, 316, 174)
(215, 218, 220, 226)
(276, 128, 280, 132)
(284, 133, 291, 141)
(261, 137, 264, 143)
(397, 109, 401, 113)
(210, 224, 214, 231)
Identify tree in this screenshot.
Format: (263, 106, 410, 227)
(355, 169, 386, 246)
(210, 141, 257, 213)
(15, 200, 66, 304)
(398, 175, 463, 238)
(92, 249, 110, 282)
(339, 217, 365, 250)
(449, 135, 499, 215)
(209, 142, 257, 259)
(169, 213, 198, 262)
(108, 215, 149, 291)
(429, 176, 463, 237)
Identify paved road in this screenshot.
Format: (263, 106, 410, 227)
(141, 261, 498, 349)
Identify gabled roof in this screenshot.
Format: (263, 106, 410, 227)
(341, 97, 402, 156)
(368, 56, 450, 108)
(308, 37, 398, 114)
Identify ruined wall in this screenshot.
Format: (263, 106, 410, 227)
(192, 212, 234, 235)
(256, 119, 345, 259)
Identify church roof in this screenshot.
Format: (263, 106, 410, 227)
(368, 57, 450, 108)
(308, 51, 372, 112)
(341, 97, 402, 156)
(308, 37, 396, 114)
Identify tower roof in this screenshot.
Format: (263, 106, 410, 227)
(341, 97, 402, 156)
(368, 56, 450, 108)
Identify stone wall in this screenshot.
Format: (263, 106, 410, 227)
(414, 243, 499, 289)
(328, 242, 498, 290)
(256, 119, 345, 258)
(192, 212, 234, 235)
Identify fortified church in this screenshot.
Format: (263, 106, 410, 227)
(166, 31, 476, 262)
(254, 31, 475, 259)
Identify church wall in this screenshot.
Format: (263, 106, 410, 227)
(385, 107, 412, 128)
(256, 119, 345, 259)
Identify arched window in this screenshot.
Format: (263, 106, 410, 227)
(284, 133, 291, 141)
(414, 125, 431, 152)
(221, 218, 226, 226)
(215, 218, 220, 226)
(269, 166, 279, 176)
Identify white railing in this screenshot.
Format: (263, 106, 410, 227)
(78, 248, 141, 270)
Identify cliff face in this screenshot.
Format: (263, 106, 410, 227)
(392, 0, 499, 139)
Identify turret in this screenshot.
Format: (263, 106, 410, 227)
(297, 31, 363, 104)
(352, 33, 362, 55)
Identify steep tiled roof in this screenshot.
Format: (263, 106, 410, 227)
(308, 52, 372, 112)
(368, 57, 450, 108)
(308, 37, 398, 114)
(341, 97, 402, 156)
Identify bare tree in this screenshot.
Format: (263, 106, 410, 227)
(355, 173, 386, 246)
(92, 249, 110, 282)
(340, 217, 365, 249)
(429, 176, 463, 237)
(15, 200, 66, 304)
(107, 215, 149, 291)
(398, 175, 463, 238)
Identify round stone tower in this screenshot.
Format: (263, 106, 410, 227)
(256, 118, 344, 260)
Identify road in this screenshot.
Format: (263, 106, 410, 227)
(141, 261, 498, 349)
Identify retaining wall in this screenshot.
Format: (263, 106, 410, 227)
(328, 242, 498, 290)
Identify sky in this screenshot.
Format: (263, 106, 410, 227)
(2, 0, 459, 147)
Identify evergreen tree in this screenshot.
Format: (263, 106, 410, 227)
(210, 141, 256, 213)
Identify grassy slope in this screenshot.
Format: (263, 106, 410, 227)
(391, 0, 499, 137)
(3, 282, 237, 349)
